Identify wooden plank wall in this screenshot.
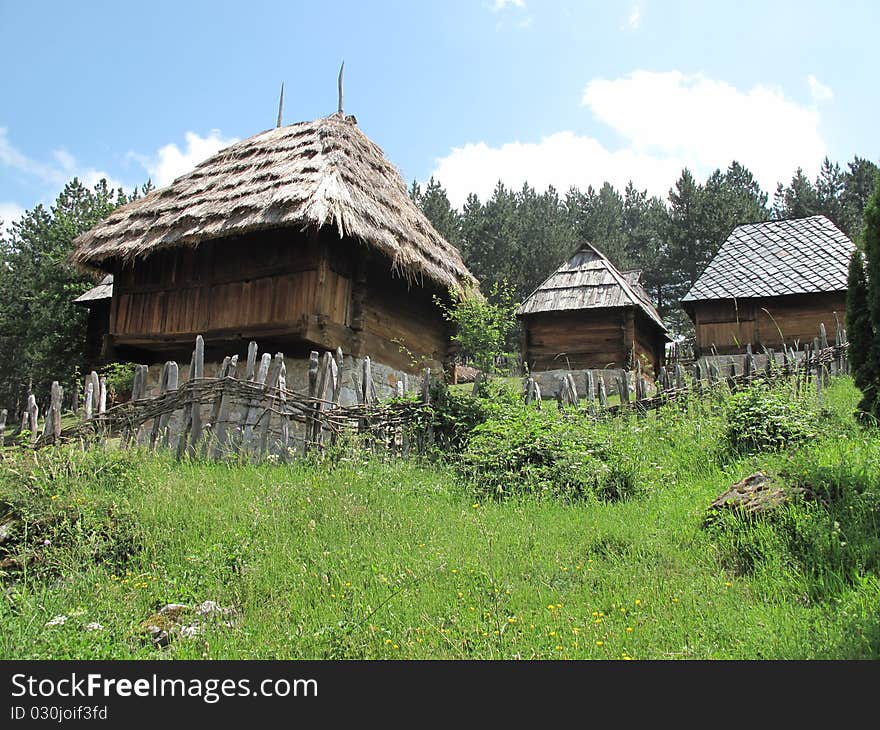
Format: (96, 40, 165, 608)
(106, 228, 451, 374)
(692, 293, 846, 354)
(523, 309, 628, 371)
(111, 229, 352, 341)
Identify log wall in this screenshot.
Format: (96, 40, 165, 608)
(521, 308, 665, 374)
(105, 227, 450, 374)
(689, 292, 847, 355)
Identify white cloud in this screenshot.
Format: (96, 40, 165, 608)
(0, 129, 127, 207)
(626, 4, 641, 30)
(139, 130, 238, 187)
(433, 132, 683, 208)
(808, 74, 833, 103)
(492, 0, 525, 10)
(0, 201, 25, 229)
(0, 128, 66, 186)
(430, 70, 827, 207)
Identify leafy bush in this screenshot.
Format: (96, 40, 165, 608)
(460, 406, 638, 501)
(725, 382, 818, 454)
(101, 361, 137, 403)
(426, 378, 521, 453)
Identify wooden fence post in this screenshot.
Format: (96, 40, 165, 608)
(84, 381, 94, 421)
(158, 362, 179, 449)
(306, 351, 320, 451)
(257, 352, 284, 461)
(617, 371, 630, 405)
(585, 371, 595, 413)
(209, 355, 238, 460)
(597, 377, 607, 409)
(241, 352, 272, 456)
(89, 371, 100, 413)
(27, 394, 39, 444)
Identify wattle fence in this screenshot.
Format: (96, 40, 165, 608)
(0, 321, 849, 461)
(1, 335, 433, 460)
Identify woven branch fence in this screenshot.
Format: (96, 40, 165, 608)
(525, 321, 849, 415)
(2, 335, 434, 461)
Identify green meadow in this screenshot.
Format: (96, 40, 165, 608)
(1, 377, 878, 659)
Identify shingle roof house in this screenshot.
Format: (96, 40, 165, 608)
(682, 215, 855, 355)
(517, 243, 670, 375)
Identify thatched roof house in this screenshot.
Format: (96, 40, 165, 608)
(71, 112, 477, 374)
(516, 243, 670, 375)
(682, 215, 854, 355)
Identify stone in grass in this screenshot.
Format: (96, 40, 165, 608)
(707, 471, 808, 519)
(138, 602, 237, 648)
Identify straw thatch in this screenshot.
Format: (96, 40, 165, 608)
(71, 113, 475, 293)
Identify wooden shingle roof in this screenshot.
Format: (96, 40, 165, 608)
(682, 215, 854, 302)
(72, 274, 113, 305)
(516, 243, 669, 336)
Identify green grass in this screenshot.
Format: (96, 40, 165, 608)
(1, 378, 878, 659)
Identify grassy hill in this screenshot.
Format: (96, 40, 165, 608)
(1, 377, 878, 659)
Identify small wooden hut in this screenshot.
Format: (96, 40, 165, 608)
(681, 216, 855, 355)
(516, 243, 670, 375)
(71, 112, 477, 377)
(72, 274, 113, 367)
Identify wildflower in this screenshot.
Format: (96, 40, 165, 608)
(596, 641, 604, 647)
(457, 592, 464, 598)
(724, 581, 732, 588)
(384, 639, 392, 645)
(51, 495, 59, 501)
(626, 627, 633, 633)
(547, 605, 556, 611)
(635, 599, 641, 606)
(549, 631, 557, 637)
(507, 617, 516, 624)
(472, 503, 480, 509)
(393, 644, 399, 650)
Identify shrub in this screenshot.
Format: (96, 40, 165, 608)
(426, 378, 521, 453)
(460, 405, 638, 501)
(725, 382, 818, 454)
(101, 361, 137, 403)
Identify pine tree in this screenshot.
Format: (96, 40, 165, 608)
(860, 175, 880, 418)
(845, 250, 874, 398)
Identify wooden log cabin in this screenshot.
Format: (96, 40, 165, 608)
(516, 243, 670, 376)
(70, 112, 477, 375)
(681, 216, 855, 356)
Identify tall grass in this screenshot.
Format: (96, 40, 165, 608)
(0, 377, 877, 659)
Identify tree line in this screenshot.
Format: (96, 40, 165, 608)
(0, 155, 876, 412)
(0, 179, 153, 410)
(411, 156, 879, 334)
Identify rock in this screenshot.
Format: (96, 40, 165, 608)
(0, 514, 17, 544)
(707, 471, 806, 518)
(138, 601, 236, 648)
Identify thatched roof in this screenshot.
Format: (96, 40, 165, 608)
(71, 113, 476, 293)
(682, 215, 854, 302)
(516, 243, 669, 336)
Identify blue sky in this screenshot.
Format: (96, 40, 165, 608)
(1, 0, 878, 227)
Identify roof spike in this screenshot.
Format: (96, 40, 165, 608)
(337, 61, 345, 115)
(276, 82, 284, 128)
